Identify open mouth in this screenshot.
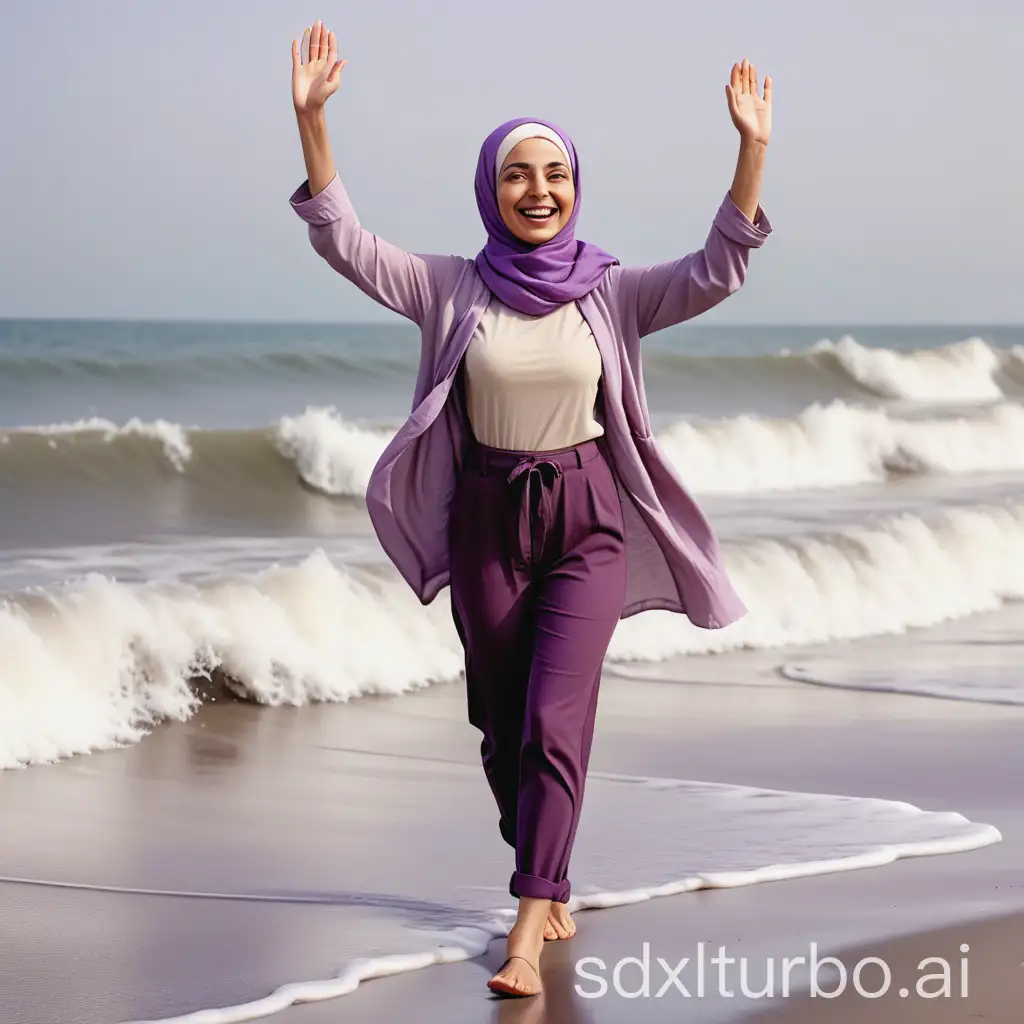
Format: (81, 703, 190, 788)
(516, 206, 558, 223)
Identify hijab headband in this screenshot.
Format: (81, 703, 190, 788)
(494, 123, 573, 186)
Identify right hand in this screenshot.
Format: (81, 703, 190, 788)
(292, 20, 346, 114)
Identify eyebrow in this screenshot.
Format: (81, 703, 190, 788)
(502, 161, 570, 174)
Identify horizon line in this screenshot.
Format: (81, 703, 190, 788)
(2, 315, 1023, 330)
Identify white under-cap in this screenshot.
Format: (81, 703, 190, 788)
(495, 123, 572, 186)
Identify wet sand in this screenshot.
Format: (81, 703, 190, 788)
(2, 654, 1023, 1023)
(276, 913, 1024, 1024)
(746, 911, 1024, 1024)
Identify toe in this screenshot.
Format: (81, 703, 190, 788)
(546, 909, 573, 940)
(488, 957, 543, 997)
(551, 909, 575, 939)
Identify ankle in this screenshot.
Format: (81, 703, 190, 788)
(509, 917, 546, 949)
(513, 896, 552, 930)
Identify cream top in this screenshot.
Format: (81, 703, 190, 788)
(463, 297, 604, 452)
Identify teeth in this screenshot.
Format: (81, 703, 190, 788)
(520, 208, 555, 218)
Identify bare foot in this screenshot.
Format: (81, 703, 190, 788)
(543, 902, 576, 941)
(487, 922, 546, 997)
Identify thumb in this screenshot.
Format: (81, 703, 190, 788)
(328, 58, 347, 85)
(291, 39, 301, 73)
(725, 83, 738, 115)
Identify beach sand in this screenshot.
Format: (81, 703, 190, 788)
(746, 912, 1024, 1024)
(2, 648, 1022, 1024)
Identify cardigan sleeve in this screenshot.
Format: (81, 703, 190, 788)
(612, 193, 772, 338)
(289, 173, 455, 326)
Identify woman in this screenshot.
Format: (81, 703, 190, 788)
(289, 19, 771, 998)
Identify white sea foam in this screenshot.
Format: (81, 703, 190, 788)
(118, 771, 999, 1022)
(3, 501, 1023, 770)
(3, 416, 193, 469)
(268, 401, 1024, 499)
(606, 501, 1024, 661)
(0, 553, 462, 771)
(658, 400, 1024, 494)
(6, 398, 1024, 500)
(272, 406, 392, 495)
(810, 335, 1004, 402)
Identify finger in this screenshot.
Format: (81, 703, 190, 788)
(301, 27, 310, 65)
(310, 19, 322, 62)
(763, 74, 773, 104)
(725, 82, 737, 116)
(327, 29, 339, 71)
(291, 39, 300, 72)
(731, 62, 740, 93)
(749, 62, 758, 96)
(741, 58, 749, 93)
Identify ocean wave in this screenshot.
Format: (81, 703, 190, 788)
(0, 552, 462, 771)
(4, 401, 1023, 509)
(2, 336, 1021, 407)
(274, 407, 392, 495)
(3, 501, 1024, 770)
(0, 410, 394, 500)
(1, 416, 194, 470)
(804, 335, 1006, 402)
(659, 400, 1024, 493)
(0, 348, 419, 383)
(610, 500, 1024, 661)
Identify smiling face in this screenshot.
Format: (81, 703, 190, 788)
(496, 137, 576, 244)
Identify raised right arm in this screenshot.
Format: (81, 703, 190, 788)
(289, 21, 449, 325)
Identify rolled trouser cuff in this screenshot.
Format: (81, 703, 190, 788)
(510, 871, 571, 903)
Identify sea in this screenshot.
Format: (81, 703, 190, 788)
(3, 317, 1022, 1020)
(2, 319, 1024, 771)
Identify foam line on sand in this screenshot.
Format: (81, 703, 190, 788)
(114, 773, 1000, 1024)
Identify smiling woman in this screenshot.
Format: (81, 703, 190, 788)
(496, 137, 575, 242)
(288, 16, 773, 1001)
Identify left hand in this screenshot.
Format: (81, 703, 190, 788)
(726, 59, 772, 146)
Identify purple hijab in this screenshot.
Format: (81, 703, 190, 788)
(473, 117, 618, 316)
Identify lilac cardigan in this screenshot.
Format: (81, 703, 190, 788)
(290, 174, 772, 626)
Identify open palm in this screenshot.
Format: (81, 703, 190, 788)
(726, 60, 772, 145)
(292, 20, 346, 113)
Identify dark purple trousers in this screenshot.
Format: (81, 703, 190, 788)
(449, 437, 627, 904)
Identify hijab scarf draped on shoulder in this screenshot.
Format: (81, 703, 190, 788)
(473, 116, 618, 317)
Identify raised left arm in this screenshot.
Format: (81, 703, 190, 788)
(726, 59, 771, 221)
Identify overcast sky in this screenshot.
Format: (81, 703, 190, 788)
(0, 0, 1019, 324)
